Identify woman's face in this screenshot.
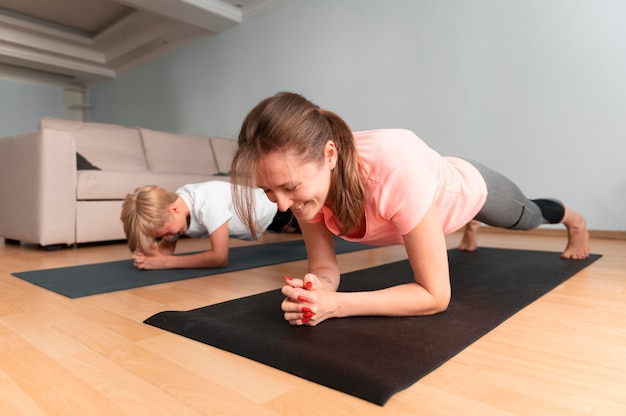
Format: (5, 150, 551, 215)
(255, 141, 337, 223)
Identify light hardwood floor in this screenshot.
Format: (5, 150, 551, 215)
(1, 230, 625, 416)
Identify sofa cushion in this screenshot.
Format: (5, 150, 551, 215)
(40, 118, 148, 172)
(140, 128, 217, 175)
(209, 137, 237, 174)
(76, 171, 230, 200)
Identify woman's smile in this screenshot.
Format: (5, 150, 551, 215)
(256, 149, 333, 222)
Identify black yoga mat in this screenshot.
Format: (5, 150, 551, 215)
(144, 247, 601, 405)
(12, 238, 370, 298)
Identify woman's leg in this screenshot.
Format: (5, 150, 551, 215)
(560, 205, 589, 259)
(458, 220, 480, 252)
(463, 160, 589, 259)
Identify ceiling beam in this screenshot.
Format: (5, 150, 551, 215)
(0, 0, 281, 86)
(1, 24, 105, 63)
(0, 43, 115, 80)
(112, 0, 242, 33)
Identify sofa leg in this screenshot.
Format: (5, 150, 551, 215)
(4, 238, 20, 245)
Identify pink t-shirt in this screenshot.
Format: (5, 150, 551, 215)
(311, 129, 487, 245)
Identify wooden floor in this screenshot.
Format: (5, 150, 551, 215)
(1, 230, 625, 415)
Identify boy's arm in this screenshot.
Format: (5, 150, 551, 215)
(133, 222, 230, 269)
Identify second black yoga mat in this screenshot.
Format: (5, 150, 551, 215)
(12, 238, 370, 298)
(144, 247, 601, 405)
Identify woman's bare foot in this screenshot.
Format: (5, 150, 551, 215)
(458, 220, 480, 252)
(561, 206, 590, 260)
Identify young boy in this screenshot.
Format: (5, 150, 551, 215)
(120, 181, 299, 270)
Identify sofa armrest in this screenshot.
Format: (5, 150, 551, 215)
(0, 129, 77, 246)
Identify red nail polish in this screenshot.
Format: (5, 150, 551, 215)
(297, 295, 307, 302)
(302, 317, 311, 323)
(303, 312, 313, 318)
(305, 281, 312, 290)
(283, 275, 293, 281)
(302, 307, 312, 313)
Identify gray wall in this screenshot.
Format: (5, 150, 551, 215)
(0, 79, 64, 136)
(88, 0, 626, 232)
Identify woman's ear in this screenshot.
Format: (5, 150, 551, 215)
(324, 140, 338, 170)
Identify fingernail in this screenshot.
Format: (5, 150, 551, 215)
(297, 295, 308, 302)
(305, 281, 312, 290)
(303, 312, 313, 318)
(302, 317, 311, 323)
(282, 275, 293, 281)
(302, 307, 312, 313)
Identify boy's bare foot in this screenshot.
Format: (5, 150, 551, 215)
(458, 220, 480, 252)
(561, 207, 589, 260)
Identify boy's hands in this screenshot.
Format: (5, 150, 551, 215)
(132, 242, 165, 270)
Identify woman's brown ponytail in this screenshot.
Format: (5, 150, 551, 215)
(232, 92, 367, 236)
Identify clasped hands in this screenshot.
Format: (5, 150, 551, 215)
(281, 273, 337, 326)
(132, 242, 165, 270)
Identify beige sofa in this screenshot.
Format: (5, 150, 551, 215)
(0, 118, 237, 248)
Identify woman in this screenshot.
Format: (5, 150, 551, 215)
(231, 92, 589, 326)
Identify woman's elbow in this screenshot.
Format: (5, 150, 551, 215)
(426, 291, 451, 315)
(406, 293, 449, 316)
(432, 295, 451, 314)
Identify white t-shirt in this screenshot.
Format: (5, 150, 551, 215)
(176, 181, 277, 240)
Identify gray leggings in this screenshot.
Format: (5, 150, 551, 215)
(464, 159, 565, 230)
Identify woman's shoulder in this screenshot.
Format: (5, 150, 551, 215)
(353, 128, 418, 142)
(353, 129, 430, 154)
(353, 129, 431, 175)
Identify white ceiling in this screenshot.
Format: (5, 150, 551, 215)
(0, 0, 281, 87)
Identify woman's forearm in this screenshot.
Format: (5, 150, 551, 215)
(308, 267, 340, 291)
(333, 282, 450, 318)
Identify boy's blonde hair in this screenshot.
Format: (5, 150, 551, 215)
(120, 185, 178, 253)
